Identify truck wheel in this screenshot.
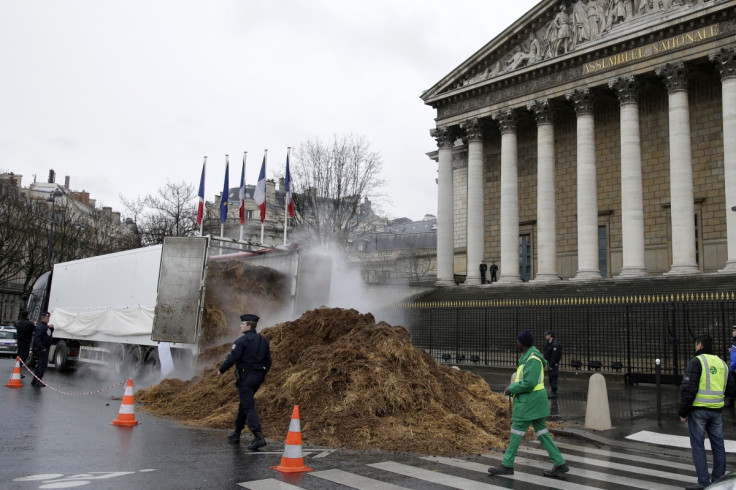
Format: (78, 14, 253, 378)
(145, 350, 160, 376)
(54, 341, 68, 371)
(111, 347, 125, 375)
(127, 346, 143, 375)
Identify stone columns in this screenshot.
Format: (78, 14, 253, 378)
(657, 62, 699, 275)
(528, 99, 560, 282)
(494, 109, 522, 283)
(711, 48, 736, 273)
(461, 118, 485, 285)
(567, 88, 603, 280)
(610, 75, 647, 277)
(432, 127, 456, 286)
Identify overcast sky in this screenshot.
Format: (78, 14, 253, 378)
(1, 0, 539, 221)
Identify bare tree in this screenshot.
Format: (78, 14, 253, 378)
(290, 134, 385, 249)
(122, 181, 199, 246)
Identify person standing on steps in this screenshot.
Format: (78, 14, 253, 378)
(490, 261, 499, 282)
(479, 260, 488, 284)
(217, 314, 272, 450)
(488, 329, 569, 478)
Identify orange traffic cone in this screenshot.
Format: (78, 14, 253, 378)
(5, 356, 23, 388)
(271, 405, 314, 473)
(111, 378, 139, 426)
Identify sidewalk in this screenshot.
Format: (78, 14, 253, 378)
(470, 366, 736, 454)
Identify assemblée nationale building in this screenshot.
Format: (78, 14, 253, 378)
(422, 0, 736, 286)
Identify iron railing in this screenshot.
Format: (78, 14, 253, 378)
(392, 293, 736, 384)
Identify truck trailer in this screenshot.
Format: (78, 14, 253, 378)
(24, 236, 331, 375)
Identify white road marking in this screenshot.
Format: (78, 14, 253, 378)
(369, 461, 505, 489)
(312, 469, 408, 489)
(516, 448, 684, 488)
(626, 430, 736, 452)
(554, 441, 692, 470)
(423, 455, 599, 489)
(237, 478, 303, 489)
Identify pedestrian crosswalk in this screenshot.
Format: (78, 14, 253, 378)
(237, 440, 697, 489)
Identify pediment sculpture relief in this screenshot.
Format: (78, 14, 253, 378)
(454, 0, 717, 90)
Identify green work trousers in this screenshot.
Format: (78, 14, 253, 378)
(501, 418, 565, 468)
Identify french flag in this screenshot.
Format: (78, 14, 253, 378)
(196, 159, 206, 226)
(239, 153, 246, 225)
(285, 153, 294, 218)
(253, 154, 267, 223)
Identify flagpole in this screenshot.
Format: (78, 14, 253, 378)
(199, 156, 207, 237)
(283, 147, 291, 245)
(261, 149, 267, 246)
(239, 151, 247, 242)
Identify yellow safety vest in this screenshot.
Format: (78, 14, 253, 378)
(693, 354, 727, 408)
(515, 353, 545, 391)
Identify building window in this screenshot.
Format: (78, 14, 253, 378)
(245, 210, 253, 220)
(598, 225, 608, 278)
(519, 234, 531, 282)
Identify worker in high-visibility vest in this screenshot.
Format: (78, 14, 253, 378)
(488, 329, 569, 478)
(679, 334, 735, 490)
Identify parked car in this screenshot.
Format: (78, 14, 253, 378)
(0, 327, 18, 358)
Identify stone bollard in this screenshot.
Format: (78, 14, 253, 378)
(584, 373, 612, 430)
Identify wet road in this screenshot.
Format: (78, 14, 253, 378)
(0, 358, 706, 489)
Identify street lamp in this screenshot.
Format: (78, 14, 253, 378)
(46, 189, 63, 271)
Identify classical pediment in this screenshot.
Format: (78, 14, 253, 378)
(421, 0, 731, 105)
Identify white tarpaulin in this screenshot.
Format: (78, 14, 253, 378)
(50, 307, 154, 337)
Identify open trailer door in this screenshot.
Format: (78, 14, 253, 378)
(152, 236, 209, 344)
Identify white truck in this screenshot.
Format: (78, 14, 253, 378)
(24, 236, 331, 374)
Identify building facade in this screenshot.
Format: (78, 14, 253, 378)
(422, 0, 736, 285)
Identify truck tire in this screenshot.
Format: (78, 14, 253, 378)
(54, 341, 68, 371)
(111, 347, 125, 375)
(144, 349, 160, 376)
(127, 346, 143, 375)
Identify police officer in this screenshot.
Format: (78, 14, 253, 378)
(31, 312, 54, 387)
(217, 314, 272, 449)
(543, 330, 561, 399)
(14, 310, 36, 368)
(678, 334, 736, 490)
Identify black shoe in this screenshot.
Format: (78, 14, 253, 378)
(488, 465, 514, 476)
(247, 430, 266, 450)
(543, 464, 569, 477)
(685, 484, 706, 490)
(20, 374, 25, 379)
(226, 430, 240, 444)
(30, 379, 36, 386)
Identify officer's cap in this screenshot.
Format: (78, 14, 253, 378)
(545, 330, 555, 337)
(240, 314, 259, 322)
(40, 311, 50, 318)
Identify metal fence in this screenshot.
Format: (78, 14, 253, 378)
(394, 293, 736, 384)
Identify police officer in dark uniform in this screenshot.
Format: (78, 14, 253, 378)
(217, 314, 272, 449)
(14, 310, 36, 368)
(32, 312, 54, 387)
(543, 330, 561, 399)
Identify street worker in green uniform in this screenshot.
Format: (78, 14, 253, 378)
(488, 329, 569, 478)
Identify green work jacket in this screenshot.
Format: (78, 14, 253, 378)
(508, 346, 550, 422)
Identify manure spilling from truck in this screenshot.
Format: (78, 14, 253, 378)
(136, 307, 515, 456)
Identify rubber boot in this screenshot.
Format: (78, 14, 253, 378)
(247, 430, 266, 450)
(227, 430, 241, 444)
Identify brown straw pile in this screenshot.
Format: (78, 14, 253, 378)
(137, 307, 514, 455)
